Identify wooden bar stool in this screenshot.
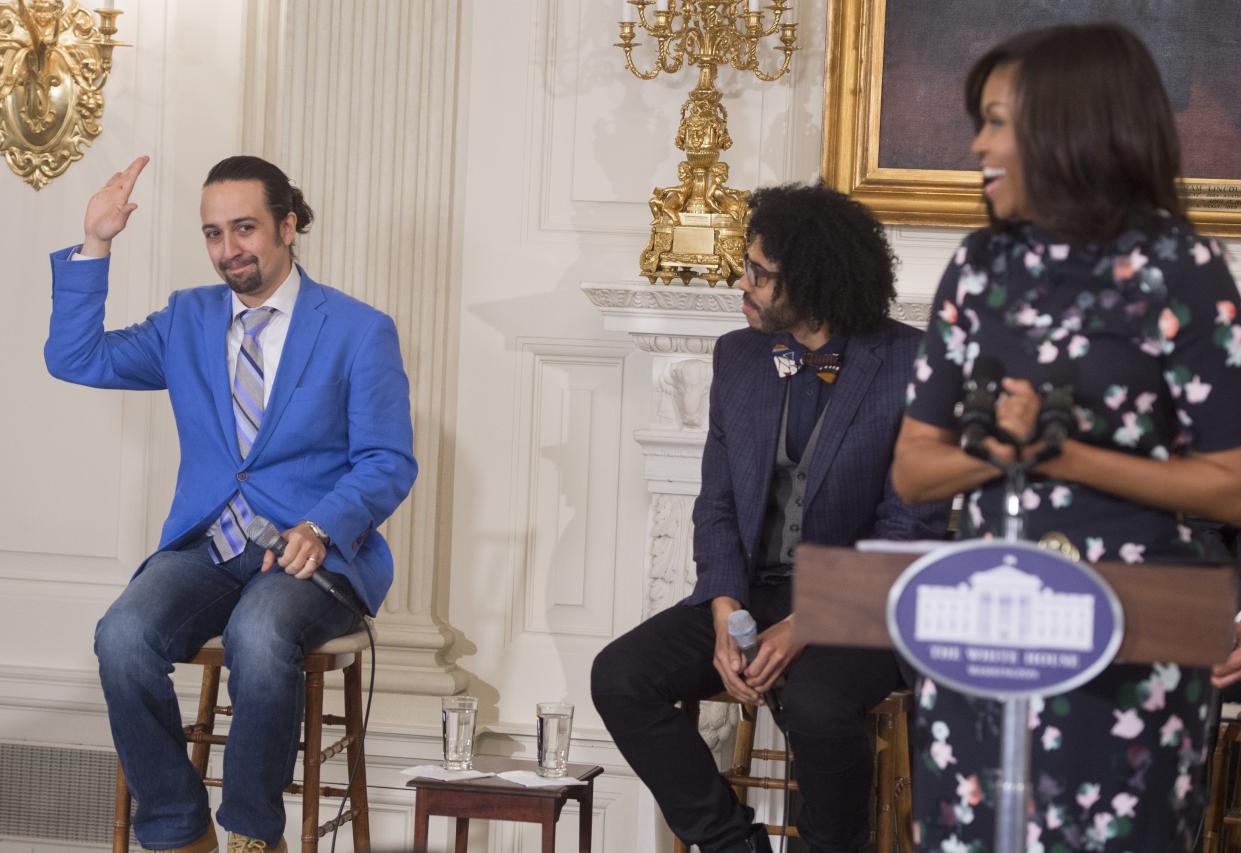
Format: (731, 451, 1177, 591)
(1203, 711, 1241, 853)
(672, 689, 914, 853)
(112, 629, 373, 853)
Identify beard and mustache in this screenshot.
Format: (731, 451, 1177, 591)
(743, 292, 799, 334)
(220, 255, 265, 296)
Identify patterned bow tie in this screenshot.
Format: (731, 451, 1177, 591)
(772, 343, 842, 383)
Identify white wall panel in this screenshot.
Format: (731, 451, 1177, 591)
(510, 340, 629, 638)
(0, 0, 247, 676)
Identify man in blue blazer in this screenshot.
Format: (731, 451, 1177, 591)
(45, 156, 416, 853)
(592, 184, 948, 853)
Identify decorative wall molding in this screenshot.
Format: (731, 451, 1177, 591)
(643, 494, 697, 619)
(890, 298, 933, 329)
(582, 280, 743, 316)
(242, 0, 466, 695)
(629, 334, 717, 355)
(509, 339, 631, 639)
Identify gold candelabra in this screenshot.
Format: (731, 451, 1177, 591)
(617, 0, 796, 286)
(0, 0, 125, 190)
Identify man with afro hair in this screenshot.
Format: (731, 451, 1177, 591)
(593, 183, 948, 853)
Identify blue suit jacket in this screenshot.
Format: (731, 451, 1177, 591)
(687, 319, 949, 608)
(44, 247, 417, 615)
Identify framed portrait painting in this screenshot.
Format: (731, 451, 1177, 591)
(821, 0, 1241, 235)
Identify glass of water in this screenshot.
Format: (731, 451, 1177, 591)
(442, 695, 479, 770)
(535, 702, 574, 778)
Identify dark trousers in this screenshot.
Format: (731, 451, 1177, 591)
(591, 582, 903, 853)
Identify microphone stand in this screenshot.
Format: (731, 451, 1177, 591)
(964, 425, 1063, 853)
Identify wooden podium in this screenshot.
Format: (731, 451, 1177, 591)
(792, 544, 1237, 666)
(794, 544, 1238, 850)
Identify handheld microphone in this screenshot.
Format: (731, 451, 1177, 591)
(245, 516, 361, 615)
(727, 610, 760, 664)
(726, 609, 784, 724)
(960, 355, 1006, 455)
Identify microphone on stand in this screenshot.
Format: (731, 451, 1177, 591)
(1036, 363, 1077, 450)
(1028, 363, 1076, 466)
(960, 355, 1006, 457)
(246, 516, 361, 616)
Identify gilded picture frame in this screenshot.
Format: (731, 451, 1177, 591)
(820, 0, 1241, 236)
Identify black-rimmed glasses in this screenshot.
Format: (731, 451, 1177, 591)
(744, 255, 779, 287)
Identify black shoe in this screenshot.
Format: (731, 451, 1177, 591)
(707, 824, 773, 853)
(744, 825, 773, 853)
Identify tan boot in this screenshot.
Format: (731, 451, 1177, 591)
(226, 833, 288, 852)
(145, 817, 219, 852)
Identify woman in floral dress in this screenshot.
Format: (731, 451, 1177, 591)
(891, 23, 1241, 853)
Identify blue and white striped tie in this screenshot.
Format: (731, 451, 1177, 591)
(208, 307, 276, 563)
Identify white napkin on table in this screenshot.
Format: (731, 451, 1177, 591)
(498, 770, 587, 788)
(400, 764, 494, 782)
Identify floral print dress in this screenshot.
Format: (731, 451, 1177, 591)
(905, 217, 1241, 852)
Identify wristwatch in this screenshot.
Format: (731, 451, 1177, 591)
(302, 520, 331, 547)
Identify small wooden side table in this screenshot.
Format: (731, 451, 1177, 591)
(406, 755, 604, 853)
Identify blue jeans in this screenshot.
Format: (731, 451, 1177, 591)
(95, 539, 361, 848)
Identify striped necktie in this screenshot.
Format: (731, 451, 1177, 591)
(207, 307, 277, 563)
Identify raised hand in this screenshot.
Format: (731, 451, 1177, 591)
(83, 156, 150, 257)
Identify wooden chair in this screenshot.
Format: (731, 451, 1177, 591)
(672, 689, 914, 853)
(1203, 711, 1241, 853)
(112, 629, 373, 853)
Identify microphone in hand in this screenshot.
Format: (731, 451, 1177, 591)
(727, 610, 760, 665)
(245, 516, 359, 614)
(725, 609, 784, 723)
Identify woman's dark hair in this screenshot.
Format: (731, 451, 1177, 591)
(965, 23, 1183, 242)
(203, 155, 314, 236)
(746, 182, 895, 337)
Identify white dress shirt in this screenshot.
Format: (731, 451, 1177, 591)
(226, 266, 300, 405)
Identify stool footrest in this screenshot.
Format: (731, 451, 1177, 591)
(721, 773, 799, 792)
(318, 734, 357, 763)
(315, 807, 361, 837)
(193, 778, 356, 801)
(184, 730, 228, 746)
(288, 782, 352, 799)
(322, 713, 348, 726)
(750, 748, 791, 761)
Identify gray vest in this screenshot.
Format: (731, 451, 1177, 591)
(758, 385, 829, 580)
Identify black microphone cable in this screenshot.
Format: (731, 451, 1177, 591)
(246, 517, 375, 853)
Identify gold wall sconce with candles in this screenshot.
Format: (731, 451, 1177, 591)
(617, 0, 796, 286)
(0, 0, 125, 189)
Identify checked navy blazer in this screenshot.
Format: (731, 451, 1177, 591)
(686, 318, 949, 608)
